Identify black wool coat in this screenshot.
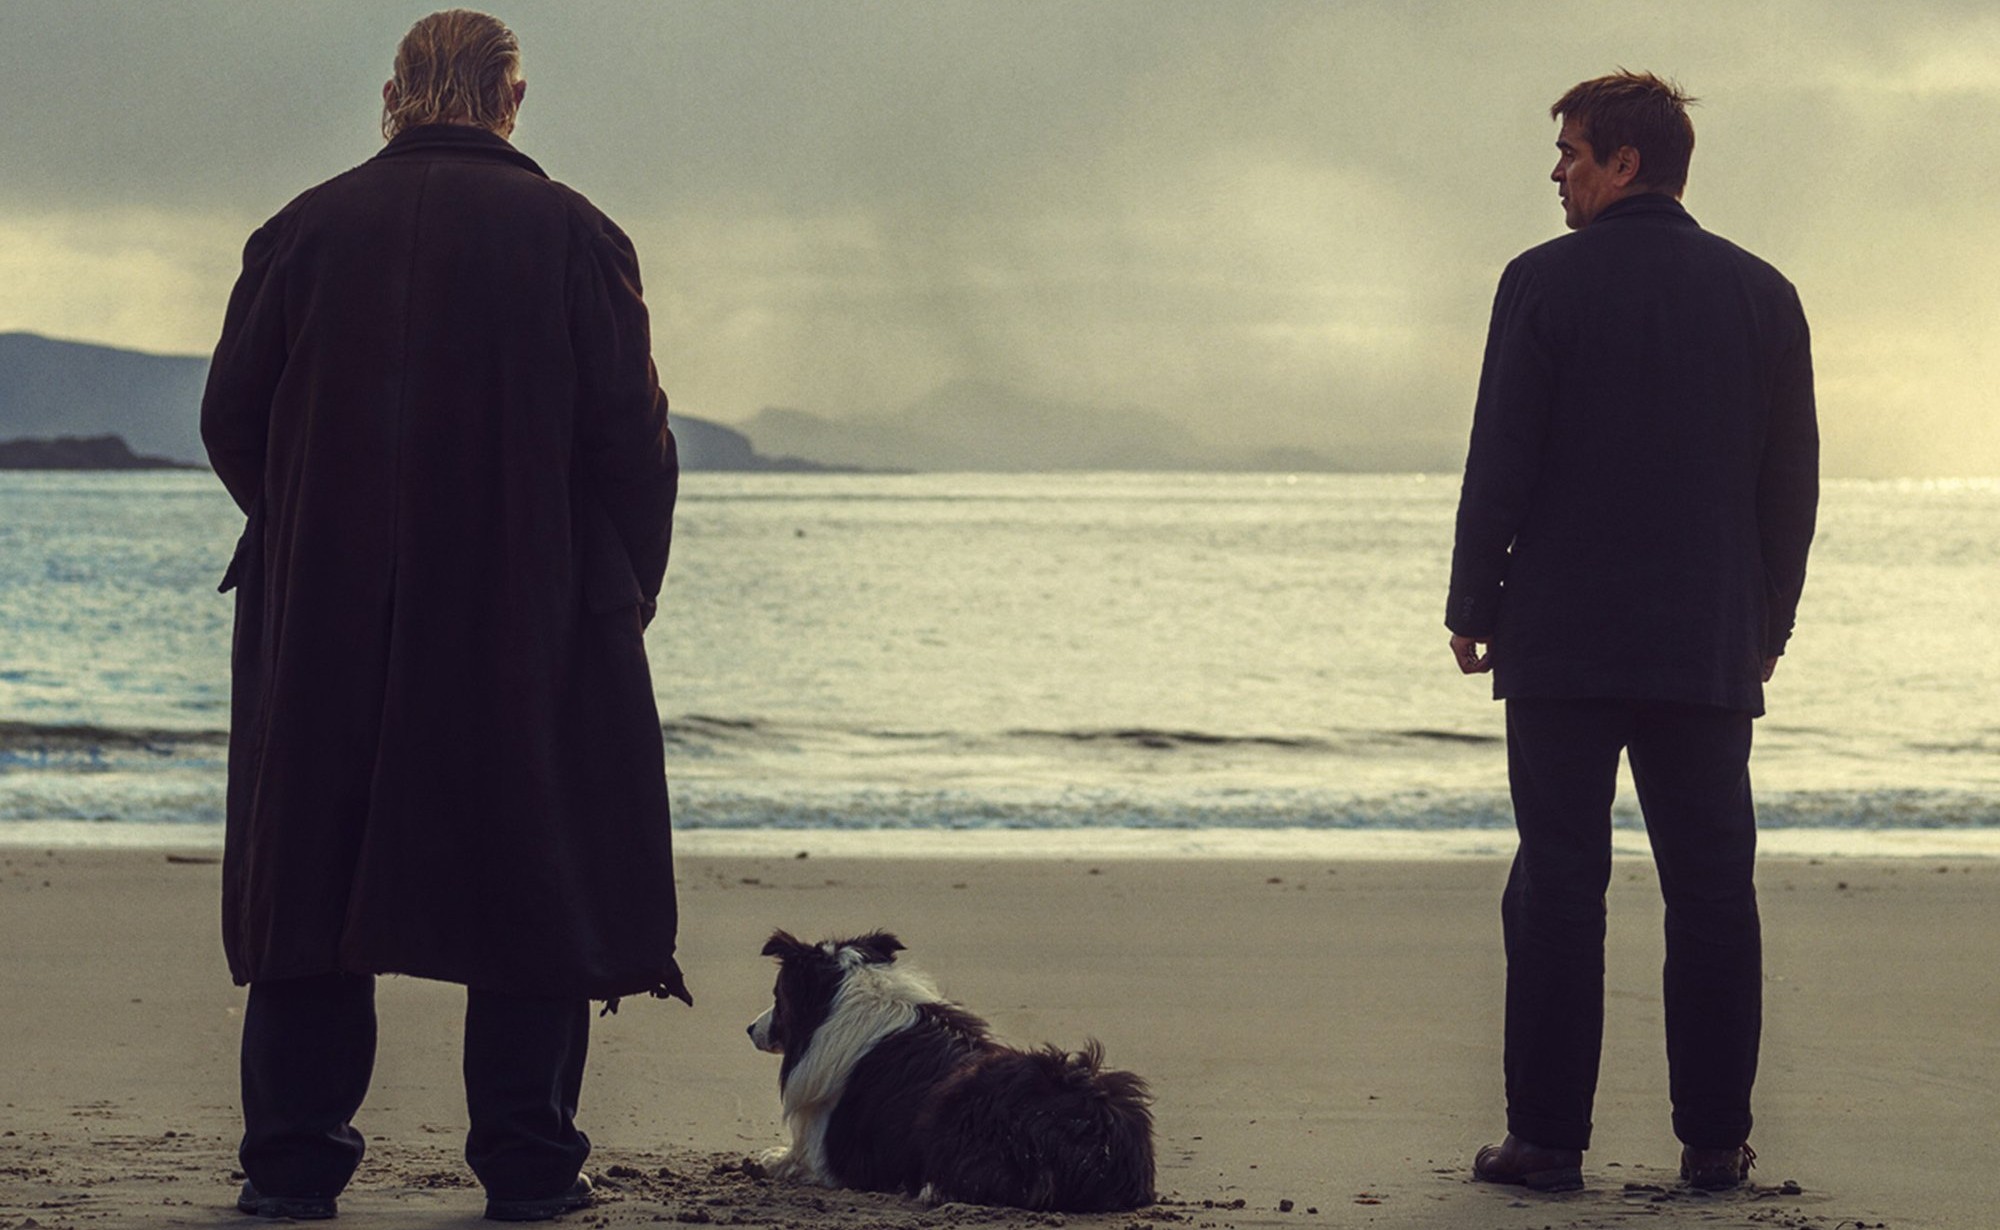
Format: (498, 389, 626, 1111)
(1446, 194, 1819, 716)
(201, 125, 689, 1002)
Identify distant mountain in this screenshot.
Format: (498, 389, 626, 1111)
(669, 415, 856, 472)
(740, 378, 1348, 472)
(0, 332, 828, 472)
(742, 379, 1194, 471)
(0, 434, 201, 470)
(1, 332, 1355, 473)
(0, 333, 209, 464)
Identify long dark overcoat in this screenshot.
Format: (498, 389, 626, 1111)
(1446, 194, 1819, 716)
(201, 124, 689, 1002)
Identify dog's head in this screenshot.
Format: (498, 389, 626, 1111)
(746, 929, 906, 1065)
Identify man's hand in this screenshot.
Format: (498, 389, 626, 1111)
(1451, 634, 1493, 675)
(1762, 656, 1779, 683)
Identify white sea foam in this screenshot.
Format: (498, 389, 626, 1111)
(7, 821, 1997, 861)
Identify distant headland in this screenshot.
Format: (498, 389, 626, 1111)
(0, 331, 852, 473)
(0, 434, 202, 471)
(1, 330, 1360, 472)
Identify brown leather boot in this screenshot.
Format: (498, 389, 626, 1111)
(1680, 1143, 1756, 1191)
(1472, 1134, 1585, 1192)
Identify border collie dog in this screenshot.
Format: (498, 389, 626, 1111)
(747, 930, 1154, 1212)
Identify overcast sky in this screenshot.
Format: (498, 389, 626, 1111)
(3, 1, 1995, 474)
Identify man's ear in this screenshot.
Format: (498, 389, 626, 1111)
(1611, 144, 1643, 189)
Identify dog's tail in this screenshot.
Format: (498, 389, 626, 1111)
(920, 1038, 1157, 1212)
(1042, 1039, 1153, 1114)
(1029, 1040, 1157, 1211)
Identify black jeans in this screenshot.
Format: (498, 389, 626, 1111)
(238, 972, 591, 1201)
(1502, 698, 1761, 1152)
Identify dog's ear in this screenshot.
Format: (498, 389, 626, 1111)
(762, 929, 808, 959)
(847, 931, 905, 964)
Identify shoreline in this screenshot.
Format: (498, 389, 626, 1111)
(6, 820, 2000, 860)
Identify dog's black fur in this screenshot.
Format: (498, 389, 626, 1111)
(751, 930, 1155, 1212)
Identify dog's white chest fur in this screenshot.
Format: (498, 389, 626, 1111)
(763, 950, 939, 1184)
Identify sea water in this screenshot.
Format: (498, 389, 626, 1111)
(2, 470, 1996, 851)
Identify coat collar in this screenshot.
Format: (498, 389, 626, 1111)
(1591, 192, 1698, 228)
(373, 124, 549, 179)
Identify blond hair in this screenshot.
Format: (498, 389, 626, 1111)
(381, 9, 522, 140)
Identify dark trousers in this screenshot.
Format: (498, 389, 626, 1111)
(1502, 698, 1761, 1153)
(239, 973, 592, 1201)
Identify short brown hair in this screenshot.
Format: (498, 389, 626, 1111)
(382, 10, 522, 140)
(1550, 71, 1697, 196)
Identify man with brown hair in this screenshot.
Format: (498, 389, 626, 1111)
(203, 9, 686, 1221)
(1446, 72, 1817, 1193)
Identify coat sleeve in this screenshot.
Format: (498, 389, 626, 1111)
(1445, 257, 1553, 636)
(200, 203, 304, 514)
(1756, 284, 1819, 657)
(569, 216, 678, 611)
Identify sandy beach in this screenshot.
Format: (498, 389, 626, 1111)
(3, 843, 1994, 1229)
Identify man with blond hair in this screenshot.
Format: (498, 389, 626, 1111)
(1446, 72, 1817, 1193)
(204, 10, 685, 1221)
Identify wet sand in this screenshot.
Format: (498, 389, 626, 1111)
(2, 844, 1994, 1229)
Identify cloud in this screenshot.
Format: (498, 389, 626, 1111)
(3, 0, 1996, 474)
(0, 207, 250, 354)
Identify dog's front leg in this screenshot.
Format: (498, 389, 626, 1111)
(760, 1145, 837, 1187)
(757, 1145, 797, 1177)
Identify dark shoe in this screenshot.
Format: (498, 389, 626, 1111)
(1472, 1134, 1585, 1192)
(237, 1181, 338, 1219)
(484, 1174, 594, 1222)
(1680, 1143, 1756, 1191)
